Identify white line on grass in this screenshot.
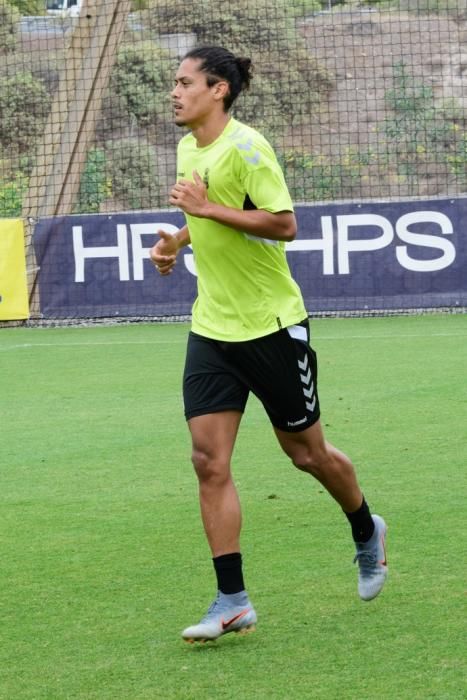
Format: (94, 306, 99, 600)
(1, 331, 466, 352)
(0, 339, 186, 351)
(316, 332, 467, 340)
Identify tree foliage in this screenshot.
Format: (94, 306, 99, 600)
(384, 61, 461, 192)
(0, 172, 28, 216)
(0, 0, 20, 54)
(145, 0, 332, 132)
(110, 42, 176, 128)
(8, 0, 45, 14)
(361, 0, 464, 13)
(106, 138, 161, 210)
(0, 72, 51, 153)
(75, 148, 110, 214)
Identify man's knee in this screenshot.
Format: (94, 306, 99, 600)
(279, 439, 330, 477)
(291, 449, 327, 476)
(191, 448, 229, 484)
(290, 444, 353, 482)
(191, 447, 212, 476)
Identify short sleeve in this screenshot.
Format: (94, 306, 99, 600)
(233, 132, 294, 213)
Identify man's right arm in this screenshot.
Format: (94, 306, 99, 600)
(150, 225, 190, 276)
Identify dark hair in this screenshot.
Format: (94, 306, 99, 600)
(183, 46, 252, 111)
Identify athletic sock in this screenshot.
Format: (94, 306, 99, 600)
(213, 552, 245, 594)
(345, 496, 375, 543)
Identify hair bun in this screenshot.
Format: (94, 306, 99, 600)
(235, 56, 253, 90)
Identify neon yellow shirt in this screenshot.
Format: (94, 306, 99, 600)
(177, 117, 307, 341)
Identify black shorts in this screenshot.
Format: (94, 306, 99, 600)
(183, 319, 320, 432)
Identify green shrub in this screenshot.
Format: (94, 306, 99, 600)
(110, 42, 176, 128)
(446, 130, 467, 186)
(106, 138, 161, 210)
(0, 172, 28, 217)
(279, 147, 372, 201)
(8, 0, 45, 14)
(405, 0, 465, 14)
(0, 72, 51, 153)
(361, 0, 464, 13)
(75, 148, 112, 214)
(0, 0, 19, 54)
(290, 0, 322, 16)
(383, 62, 460, 190)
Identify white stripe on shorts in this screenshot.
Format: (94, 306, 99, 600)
(287, 324, 308, 342)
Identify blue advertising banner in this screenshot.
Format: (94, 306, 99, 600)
(33, 198, 467, 318)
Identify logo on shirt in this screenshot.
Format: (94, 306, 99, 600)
(235, 137, 260, 165)
(203, 168, 210, 189)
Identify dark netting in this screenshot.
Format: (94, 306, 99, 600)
(0, 0, 466, 326)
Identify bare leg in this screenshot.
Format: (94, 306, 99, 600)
(188, 410, 243, 557)
(274, 418, 362, 512)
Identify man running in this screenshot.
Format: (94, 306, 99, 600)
(150, 45, 388, 643)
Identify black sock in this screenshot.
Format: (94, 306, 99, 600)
(213, 552, 245, 594)
(345, 496, 375, 543)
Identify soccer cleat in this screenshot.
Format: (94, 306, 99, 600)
(182, 591, 257, 643)
(354, 514, 388, 601)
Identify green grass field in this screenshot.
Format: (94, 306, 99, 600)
(1, 314, 466, 699)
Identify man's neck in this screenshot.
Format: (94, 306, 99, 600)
(192, 113, 231, 148)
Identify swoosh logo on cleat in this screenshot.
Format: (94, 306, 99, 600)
(221, 609, 249, 630)
(380, 533, 387, 566)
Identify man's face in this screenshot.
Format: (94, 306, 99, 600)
(171, 58, 226, 128)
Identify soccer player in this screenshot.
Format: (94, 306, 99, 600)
(150, 46, 388, 643)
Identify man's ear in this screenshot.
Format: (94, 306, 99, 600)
(213, 80, 230, 102)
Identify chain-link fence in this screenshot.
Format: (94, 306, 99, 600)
(2, 0, 467, 217)
(1, 0, 466, 323)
